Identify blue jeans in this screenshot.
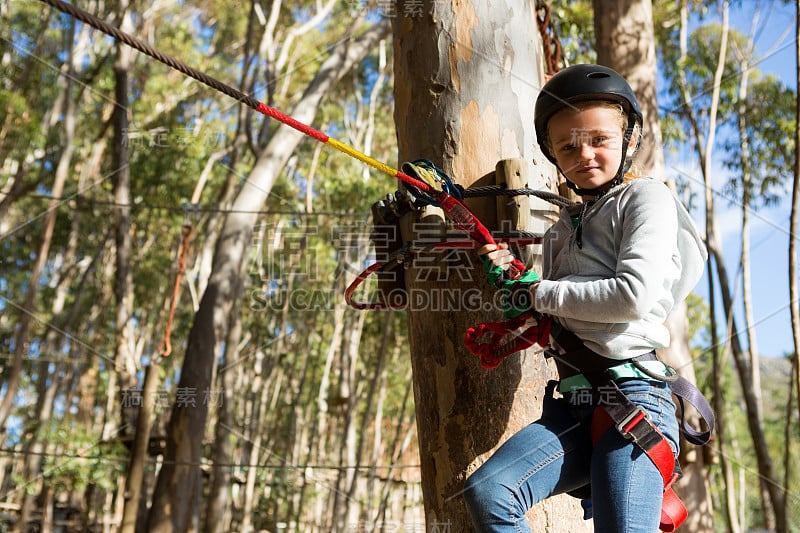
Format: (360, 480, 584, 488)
(463, 378, 680, 533)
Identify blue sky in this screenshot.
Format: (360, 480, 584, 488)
(669, 1, 797, 358)
(736, 1, 796, 89)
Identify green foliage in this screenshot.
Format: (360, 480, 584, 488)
(659, 23, 745, 140)
(722, 73, 795, 209)
(35, 423, 128, 493)
(548, 0, 596, 64)
(685, 293, 710, 352)
(8, 0, 798, 530)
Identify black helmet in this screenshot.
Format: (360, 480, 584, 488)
(534, 64, 643, 168)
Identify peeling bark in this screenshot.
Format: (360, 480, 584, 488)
(393, 1, 585, 529)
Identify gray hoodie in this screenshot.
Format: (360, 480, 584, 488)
(535, 177, 707, 360)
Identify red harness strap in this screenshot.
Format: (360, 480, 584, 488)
(591, 389, 687, 531)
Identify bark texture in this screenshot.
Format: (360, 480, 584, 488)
(393, 1, 587, 530)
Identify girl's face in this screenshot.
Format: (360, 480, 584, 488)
(547, 102, 636, 195)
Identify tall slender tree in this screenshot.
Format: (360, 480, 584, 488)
(792, 0, 800, 432)
(665, 2, 788, 530)
(392, 1, 587, 529)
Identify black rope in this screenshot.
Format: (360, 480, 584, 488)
(40, 0, 577, 214)
(39, 0, 264, 111)
(493, 229, 542, 240)
(461, 185, 577, 209)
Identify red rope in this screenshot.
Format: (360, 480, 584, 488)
(38, 0, 437, 198)
(158, 223, 194, 356)
(464, 314, 551, 368)
(344, 236, 542, 311)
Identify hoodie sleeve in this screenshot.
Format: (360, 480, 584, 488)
(535, 180, 684, 324)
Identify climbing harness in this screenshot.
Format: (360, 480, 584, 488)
(36, 5, 714, 529)
(589, 379, 687, 531)
(548, 323, 715, 532)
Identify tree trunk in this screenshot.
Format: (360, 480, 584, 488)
(704, 9, 787, 533)
(593, 0, 663, 176)
(789, 2, 800, 530)
(735, 47, 777, 531)
(791, 0, 800, 447)
(145, 19, 390, 533)
(734, 33, 763, 426)
(120, 362, 161, 533)
(332, 233, 369, 532)
(709, 276, 742, 533)
(676, 2, 786, 530)
(781, 355, 796, 532)
(239, 348, 271, 533)
(201, 308, 241, 533)
(375, 373, 416, 526)
(392, 1, 584, 529)
(360, 317, 394, 525)
(284, 311, 317, 530)
(593, 1, 715, 531)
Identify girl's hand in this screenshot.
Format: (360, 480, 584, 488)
(477, 242, 515, 271)
(478, 243, 540, 318)
(479, 242, 519, 289)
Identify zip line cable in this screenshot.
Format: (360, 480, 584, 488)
(0, 447, 421, 470)
(8, 193, 371, 217)
(38, 0, 583, 334)
(37, 0, 434, 196)
(36, 0, 558, 279)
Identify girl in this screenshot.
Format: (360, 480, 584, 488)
(463, 64, 709, 532)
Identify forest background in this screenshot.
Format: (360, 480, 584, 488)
(1, 0, 799, 532)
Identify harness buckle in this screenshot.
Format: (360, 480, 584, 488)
(616, 406, 650, 440)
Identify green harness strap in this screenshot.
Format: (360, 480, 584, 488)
(557, 360, 671, 393)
